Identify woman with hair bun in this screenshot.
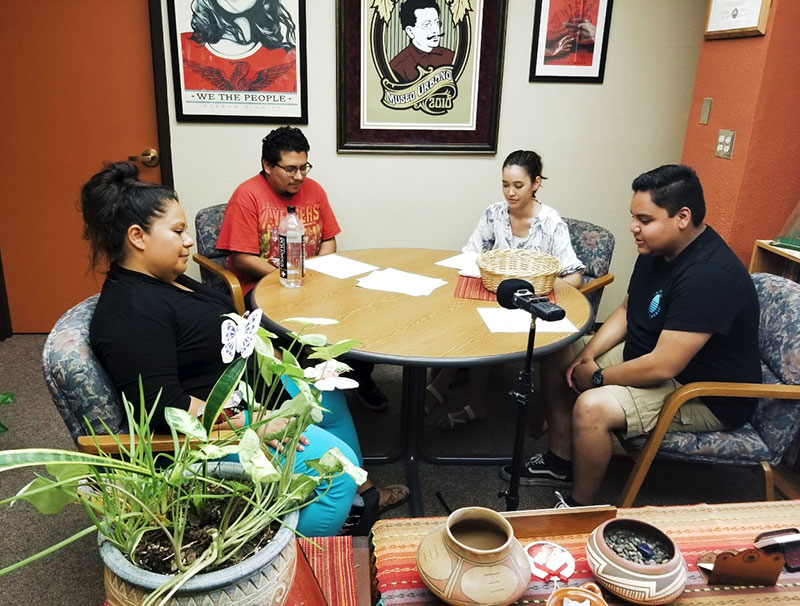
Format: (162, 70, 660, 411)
(428, 150, 585, 430)
(82, 162, 407, 536)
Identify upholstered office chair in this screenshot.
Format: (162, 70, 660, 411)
(43, 295, 232, 454)
(193, 204, 245, 314)
(563, 217, 616, 318)
(617, 273, 800, 507)
(43, 295, 125, 447)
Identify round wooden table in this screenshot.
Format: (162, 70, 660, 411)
(254, 249, 593, 515)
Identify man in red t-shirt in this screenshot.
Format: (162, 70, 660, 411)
(217, 126, 339, 295)
(217, 126, 389, 410)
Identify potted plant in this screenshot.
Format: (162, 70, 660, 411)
(0, 311, 366, 606)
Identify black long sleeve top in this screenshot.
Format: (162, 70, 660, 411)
(89, 267, 233, 432)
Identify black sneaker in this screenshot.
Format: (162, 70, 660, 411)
(499, 452, 573, 487)
(553, 491, 572, 509)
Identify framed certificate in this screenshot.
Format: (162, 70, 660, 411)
(705, 0, 771, 40)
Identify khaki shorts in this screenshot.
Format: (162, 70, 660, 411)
(570, 337, 727, 439)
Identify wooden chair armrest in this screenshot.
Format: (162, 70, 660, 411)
(193, 253, 246, 314)
(617, 381, 800, 508)
(578, 273, 614, 296)
(77, 430, 238, 455)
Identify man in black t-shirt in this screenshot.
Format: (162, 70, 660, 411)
(500, 165, 761, 507)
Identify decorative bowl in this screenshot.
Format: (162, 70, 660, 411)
(585, 519, 687, 605)
(415, 506, 530, 606)
(545, 581, 609, 606)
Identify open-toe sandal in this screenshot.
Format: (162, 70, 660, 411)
(425, 384, 449, 415)
(378, 484, 410, 514)
(436, 405, 483, 431)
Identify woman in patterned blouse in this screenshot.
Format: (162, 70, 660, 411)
(429, 150, 585, 430)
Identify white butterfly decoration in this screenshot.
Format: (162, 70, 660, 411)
(304, 361, 359, 392)
(221, 309, 263, 363)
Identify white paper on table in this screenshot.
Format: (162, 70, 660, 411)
(477, 308, 578, 334)
(356, 267, 448, 297)
(435, 252, 480, 278)
(304, 254, 378, 279)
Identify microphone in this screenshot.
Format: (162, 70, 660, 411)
(496, 279, 566, 322)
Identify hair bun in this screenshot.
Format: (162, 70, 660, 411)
(106, 161, 140, 184)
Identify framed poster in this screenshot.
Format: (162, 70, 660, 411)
(705, 0, 770, 39)
(166, 0, 308, 123)
(529, 0, 613, 83)
(336, 0, 507, 154)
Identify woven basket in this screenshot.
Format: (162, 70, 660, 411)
(476, 249, 561, 294)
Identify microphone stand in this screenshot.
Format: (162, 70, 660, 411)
(498, 313, 537, 511)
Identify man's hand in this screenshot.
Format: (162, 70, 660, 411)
(565, 352, 596, 392)
(571, 359, 600, 393)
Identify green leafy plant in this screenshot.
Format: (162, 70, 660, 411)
(0, 391, 13, 433)
(0, 312, 365, 606)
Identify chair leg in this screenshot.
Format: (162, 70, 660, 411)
(759, 461, 775, 501)
(617, 448, 657, 508)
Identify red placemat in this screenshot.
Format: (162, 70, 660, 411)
(455, 275, 557, 303)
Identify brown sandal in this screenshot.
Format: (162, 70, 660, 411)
(378, 484, 410, 514)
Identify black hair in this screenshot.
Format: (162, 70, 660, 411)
(189, 0, 296, 52)
(261, 125, 310, 165)
(502, 150, 547, 182)
(631, 164, 705, 226)
(80, 162, 177, 269)
(399, 0, 441, 29)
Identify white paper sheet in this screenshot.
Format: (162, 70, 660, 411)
(477, 308, 579, 334)
(356, 268, 448, 297)
(304, 254, 378, 279)
(435, 252, 481, 277)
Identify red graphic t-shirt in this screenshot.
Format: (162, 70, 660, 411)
(216, 174, 341, 294)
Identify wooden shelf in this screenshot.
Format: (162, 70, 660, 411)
(749, 240, 800, 281)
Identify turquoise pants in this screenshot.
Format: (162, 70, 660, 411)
(281, 380, 361, 537)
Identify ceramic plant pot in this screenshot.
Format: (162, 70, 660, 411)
(585, 519, 687, 605)
(100, 462, 299, 606)
(546, 582, 609, 606)
(416, 506, 530, 606)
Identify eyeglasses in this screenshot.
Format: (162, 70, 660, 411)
(274, 162, 313, 176)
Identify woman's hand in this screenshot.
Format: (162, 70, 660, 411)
(262, 417, 310, 452)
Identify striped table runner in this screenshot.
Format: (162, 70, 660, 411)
(299, 536, 358, 606)
(371, 501, 800, 605)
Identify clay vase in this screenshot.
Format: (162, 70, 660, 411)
(585, 519, 687, 605)
(546, 582, 609, 606)
(416, 506, 530, 606)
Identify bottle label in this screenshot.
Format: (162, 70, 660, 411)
(279, 234, 288, 279)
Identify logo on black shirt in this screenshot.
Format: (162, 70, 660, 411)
(648, 290, 663, 318)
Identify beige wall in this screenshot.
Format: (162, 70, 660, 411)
(163, 0, 706, 321)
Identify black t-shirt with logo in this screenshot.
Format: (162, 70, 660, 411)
(624, 226, 761, 429)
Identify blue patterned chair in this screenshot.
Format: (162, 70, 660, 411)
(42, 295, 126, 445)
(617, 273, 800, 507)
(43, 296, 232, 454)
(564, 217, 616, 318)
(193, 203, 245, 314)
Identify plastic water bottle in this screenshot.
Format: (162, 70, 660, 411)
(279, 205, 305, 288)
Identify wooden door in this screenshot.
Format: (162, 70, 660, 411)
(0, 2, 168, 333)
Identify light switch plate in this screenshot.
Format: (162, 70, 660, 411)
(715, 129, 735, 159)
(700, 98, 712, 124)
